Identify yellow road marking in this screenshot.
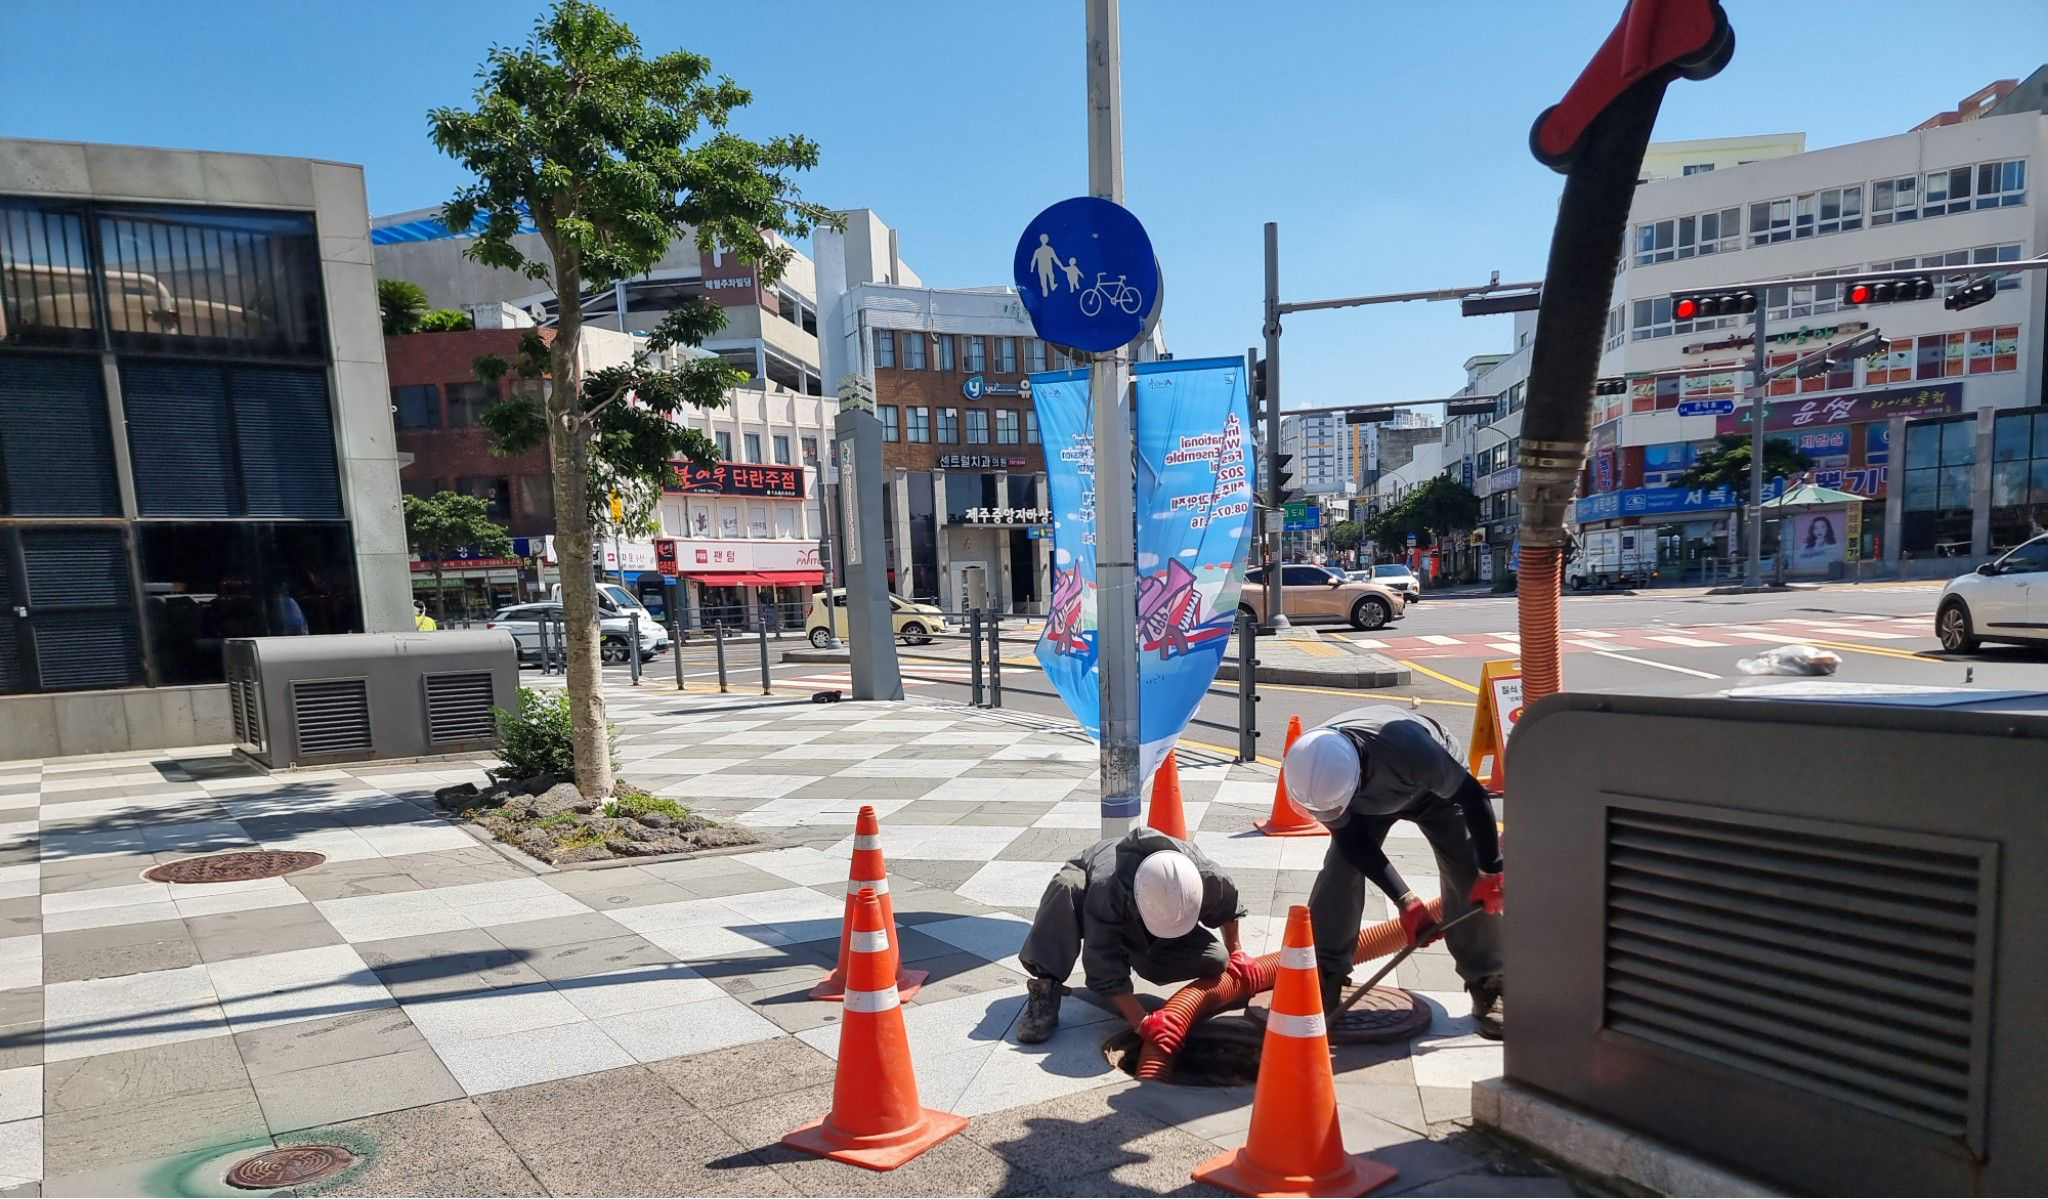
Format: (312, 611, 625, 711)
(1181, 738, 1282, 769)
(1255, 680, 1474, 708)
(1398, 659, 1481, 695)
(1799, 637, 1944, 664)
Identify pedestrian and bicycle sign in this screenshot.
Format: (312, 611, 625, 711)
(1013, 196, 1160, 353)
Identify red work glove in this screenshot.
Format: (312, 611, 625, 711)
(1398, 897, 1440, 947)
(1224, 950, 1261, 990)
(1469, 871, 1504, 915)
(1138, 1008, 1187, 1053)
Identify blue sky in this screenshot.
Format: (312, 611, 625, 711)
(6, 2, 2041, 407)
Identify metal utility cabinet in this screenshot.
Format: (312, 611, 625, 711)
(225, 631, 518, 769)
(1504, 684, 2048, 1196)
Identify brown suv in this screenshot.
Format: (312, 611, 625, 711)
(1238, 564, 1407, 630)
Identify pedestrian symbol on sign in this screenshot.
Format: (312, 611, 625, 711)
(1012, 196, 1160, 354)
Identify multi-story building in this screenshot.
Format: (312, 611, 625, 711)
(1278, 411, 1351, 497)
(0, 138, 408, 757)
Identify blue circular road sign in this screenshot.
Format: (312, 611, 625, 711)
(1013, 196, 1159, 354)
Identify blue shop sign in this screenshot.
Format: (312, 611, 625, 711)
(1576, 478, 1787, 524)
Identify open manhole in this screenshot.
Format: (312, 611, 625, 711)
(1103, 1016, 1265, 1087)
(144, 850, 326, 885)
(225, 1144, 355, 1189)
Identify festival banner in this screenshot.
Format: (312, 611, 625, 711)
(1031, 369, 1101, 740)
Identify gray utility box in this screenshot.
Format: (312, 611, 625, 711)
(224, 631, 518, 769)
(1505, 683, 2048, 1196)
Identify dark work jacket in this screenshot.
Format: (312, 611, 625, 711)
(1072, 828, 1245, 997)
(1321, 705, 1504, 898)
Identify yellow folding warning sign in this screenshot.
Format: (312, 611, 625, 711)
(1467, 658, 1524, 793)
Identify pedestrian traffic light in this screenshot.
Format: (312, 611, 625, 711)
(1842, 276, 1934, 307)
(1671, 290, 1757, 320)
(1250, 356, 1268, 416)
(1593, 377, 1627, 396)
(1944, 273, 2002, 312)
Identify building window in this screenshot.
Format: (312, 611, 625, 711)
(936, 334, 956, 371)
(444, 381, 493, 428)
(1027, 338, 1048, 372)
(1869, 175, 1918, 225)
(875, 330, 895, 369)
(0, 201, 98, 350)
(937, 407, 959, 443)
(772, 434, 791, 464)
(906, 406, 930, 443)
(1748, 198, 1792, 245)
(120, 361, 341, 518)
(801, 435, 819, 463)
(879, 406, 899, 442)
(1990, 409, 2048, 548)
(965, 336, 986, 372)
(1682, 163, 1715, 175)
(743, 432, 762, 462)
(997, 337, 1017, 373)
(132, 522, 361, 687)
(777, 507, 798, 538)
(0, 354, 120, 516)
(457, 476, 510, 523)
(1816, 186, 1862, 235)
(1025, 410, 1039, 443)
(903, 334, 926, 370)
(748, 505, 769, 537)
(1901, 417, 1978, 553)
(1633, 208, 1739, 265)
(392, 384, 439, 430)
(996, 409, 1020, 444)
(1974, 159, 2027, 209)
(514, 475, 554, 523)
(966, 409, 989, 444)
(715, 430, 732, 459)
(94, 203, 327, 359)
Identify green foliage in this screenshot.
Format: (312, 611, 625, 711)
(1670, 434, 1814, 493)
(1327, 521, 1364, 553)
(553, 825, 608, 851)
(534, 810, 580, 829)
(1491, 569, 1518, 594)
(491, 687, 617, 780)
(378, 279, 430, 335)
(402, 491, 512, 564)
(604, 786, 689, 821)
(1364, 477, 1481, 550)
(415, 308, 474, 332)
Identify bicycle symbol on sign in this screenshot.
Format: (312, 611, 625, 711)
(1078, 272, 1144, 318)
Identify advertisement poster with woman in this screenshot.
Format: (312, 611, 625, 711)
(1786, 509, 1847, 574)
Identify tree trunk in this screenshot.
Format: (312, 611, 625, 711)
(546, 269, 613, 799)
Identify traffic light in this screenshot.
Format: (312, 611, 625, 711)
(1671, 290, 1757, 320)
(1250, 356, 1268, 416)
(1345, 409, 1394, 425)
(1842, 276, 1934, 307)
(1593, 377, 1627, 396)
(1944, 273, 2002, 312)
(1274, 451, 1299, 504)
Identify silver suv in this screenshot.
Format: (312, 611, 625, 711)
(487, 603, 668, 664)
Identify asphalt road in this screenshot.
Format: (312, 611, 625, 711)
(562, 578, 2047, 768)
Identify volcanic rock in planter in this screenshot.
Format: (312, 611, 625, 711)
(515, 772, 558, 795)
(511, 827, 555, 859)
(533, 783, 598, 819)
(605, 837, 671, 857)
(433, 782, 479, 807)
(630, 810, 674, 830)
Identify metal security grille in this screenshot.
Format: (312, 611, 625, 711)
(423, 671, 494, 744)
(290, 678, 370, 755)
(1603, 800, 1993, 1150)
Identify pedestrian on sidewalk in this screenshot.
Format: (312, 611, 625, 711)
(1016, 828, 1256, 1048)
(1282, 705, 1506, 1038)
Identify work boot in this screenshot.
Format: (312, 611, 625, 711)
(1469, 975, 1504, 1041)
(1018, 977, 1067, 1044)
(1321, 972, 1348, 1018)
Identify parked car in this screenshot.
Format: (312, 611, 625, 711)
(805, 589, 952, 647)
(1348, 563, 1421, 602)
(1238, 564, 1406, 630)
(486, 602, 669, 664)
(1935, 533, 2048, 652)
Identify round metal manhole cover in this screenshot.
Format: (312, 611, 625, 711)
(1249, 985, 1431, 1044)
(224, 1144, 355, 1189)
(144, 850, 326, 885)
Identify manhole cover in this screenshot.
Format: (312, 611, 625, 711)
(145, 850, 326, 885)
(1249, 984, 1430, 1044)
(224, 1144, 355, 1189)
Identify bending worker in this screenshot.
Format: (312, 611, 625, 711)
(1017, 827, 1255, 1046)
(1283, 704, 1506, 1038)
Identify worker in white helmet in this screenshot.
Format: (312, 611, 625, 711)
(1017, 827, 1254, 1047)
(1284, 705, 1506, 1038)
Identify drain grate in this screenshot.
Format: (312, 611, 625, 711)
(144, 850, 326, 885)
(225, 1144, 355, 1189)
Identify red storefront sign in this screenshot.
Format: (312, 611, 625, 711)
(666, 461, 805, 499)
(652, 538, 679, 577)
(1715, 381, 1962, 436)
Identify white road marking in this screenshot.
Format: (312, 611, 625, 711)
(1487, 643, 1521, 653)
(1351, 638, 1388, 648)
(1594, 650, 1721, 679)
(1570, 629, 1619, 639)
(1418, 635, 1462, 646)
(1646, 635, 1726, 648)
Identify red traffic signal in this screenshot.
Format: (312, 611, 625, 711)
(1671, 290, 1756, 321)
(1843, 276, 1933, 307)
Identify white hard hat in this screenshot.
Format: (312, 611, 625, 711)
(1284, 727, 1360, 823)
(1132, 850, 1203, 940)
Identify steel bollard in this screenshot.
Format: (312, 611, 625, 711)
(536, 607, 552, 674)
(1236, 609, 1259, 763)
(967, 609, 985, 707)
(757, 620, 772, 695)
(670, 612, 685, 691)
(714, 622, 729, 693)
(986, 609, 1003, 708)
(628, 612, 642, 686)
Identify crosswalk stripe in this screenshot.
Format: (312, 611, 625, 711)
(1646, 635, 1726, 648)
(1418, 634, 1461, 645)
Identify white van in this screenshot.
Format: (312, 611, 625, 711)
(550, 581, 654, 619)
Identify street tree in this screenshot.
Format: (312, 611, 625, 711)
(1327, 521, 1363, 553)
(403, 491, 513, 619)
(1365, 476, 1480, 550)
(430, 0, 828, 798)
(1669, 434, 1814, 556)
(378, 279, 429, 335)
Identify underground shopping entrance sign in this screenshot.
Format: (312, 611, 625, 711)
(1031, 357, 1255, 784)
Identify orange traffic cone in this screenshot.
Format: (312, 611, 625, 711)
(1193, 905, 1397, 1197)
(1146, 750, 1189, 841)
(813, 806, 926, 1002)
(784, 887, 968, 1171)
(1255, 715, 1328, 837)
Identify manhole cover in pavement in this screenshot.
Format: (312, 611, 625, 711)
(224, 1144, 355, 1189)
(1248, 985, 1431, 1044)
(144, 850, 326, 885)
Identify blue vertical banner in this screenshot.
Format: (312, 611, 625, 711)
(1031, 358, 1254, 784)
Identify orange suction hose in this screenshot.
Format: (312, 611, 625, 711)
(1133, 895, 1446, 1081)
(1517, 543, 1565, 705)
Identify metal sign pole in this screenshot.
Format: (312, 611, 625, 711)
(1745, 305, 1768, 588)
(1086, 0, 1140, 837)
(1262, 222, 1287, 629)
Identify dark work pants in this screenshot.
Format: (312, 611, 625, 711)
(1018, 863, 1229, 990)
(1308, 802, 1503, 988)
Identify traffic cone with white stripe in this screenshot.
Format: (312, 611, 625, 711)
(783, 887, 968, 1170)
(1146, 750, 1189, 840)
(1255, 715, 1328, 837)
(812, 806, 926, 1002)
(1192, 904, 1397, 1197)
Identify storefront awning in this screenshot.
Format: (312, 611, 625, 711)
(755, 570, 824, 586)
(688, 572, 769, 586)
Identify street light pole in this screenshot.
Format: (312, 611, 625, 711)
(813, 455, 838, 649)
(1262, 222, 1287, 628)
(1086, 0, 1140, 837)
(1744, 303, 1767, 588)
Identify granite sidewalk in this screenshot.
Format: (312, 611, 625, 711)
(0, 674, 1576, 1197)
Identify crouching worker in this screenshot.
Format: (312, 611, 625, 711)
(1016, 827, 1256, 1048)
(1283, 705, 1506, 1039)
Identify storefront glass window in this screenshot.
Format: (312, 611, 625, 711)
(137, 521, 362, 685)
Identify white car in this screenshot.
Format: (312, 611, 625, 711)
(487, 602, 669, 664)
(1935, 534, 2048, 651)
(1349, 563, 1421, 601)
